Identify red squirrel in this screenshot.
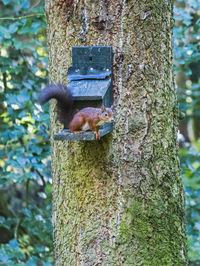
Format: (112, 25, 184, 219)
(38, 84, 114, 139)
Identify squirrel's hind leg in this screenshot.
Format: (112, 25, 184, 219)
(69, 114, 91, 134)
(69, 115, 84, 133)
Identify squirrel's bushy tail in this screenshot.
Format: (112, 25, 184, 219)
(38, 83, 73, 128)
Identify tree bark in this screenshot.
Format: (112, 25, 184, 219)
(45, 0, 187, 265)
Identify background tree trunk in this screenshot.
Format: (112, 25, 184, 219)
(45, 0, 187, 265)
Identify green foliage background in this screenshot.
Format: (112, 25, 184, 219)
(174, 0, 200, 264)
(0, 0, 53, 264)
(0, 0, 199, 265)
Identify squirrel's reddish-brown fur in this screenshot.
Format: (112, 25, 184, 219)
(39, 84, 114, 139)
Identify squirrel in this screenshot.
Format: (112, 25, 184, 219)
(38, 83, 114, 139)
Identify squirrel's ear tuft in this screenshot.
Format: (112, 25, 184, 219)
(101, 106, 106, 112)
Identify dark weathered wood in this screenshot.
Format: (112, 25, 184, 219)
(54, 123, 113, 141)
(68, 79, 111, 100)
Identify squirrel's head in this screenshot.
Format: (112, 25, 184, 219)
(100, 106, 114, 122)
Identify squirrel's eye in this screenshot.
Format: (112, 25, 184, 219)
(104, 113, 108, 117)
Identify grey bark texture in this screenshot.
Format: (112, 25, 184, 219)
(45, 0, 187, 265)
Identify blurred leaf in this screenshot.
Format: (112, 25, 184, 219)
(9, 22, 19, 34)
(9, 239, 19, 249)
(19, 0, 30, 9)
(0, 25, 11, 39)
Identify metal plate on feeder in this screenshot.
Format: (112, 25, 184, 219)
(71, 46, 112, 70)
(67, 67, 111, 80)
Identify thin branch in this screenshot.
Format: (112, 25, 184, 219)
(0, 13, 44, 21)
(35, 169, 46, 188)
(19, 51, 36, 77)
(25, 179, 30, 207)
(3, 72, 7, 93)
(14, 216, 23, 240)
(30, 0, 43, 12)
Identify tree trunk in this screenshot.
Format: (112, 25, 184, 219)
(45, 0, 187, 265)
